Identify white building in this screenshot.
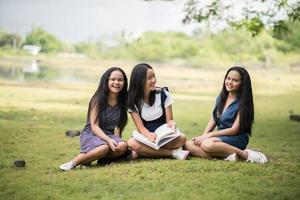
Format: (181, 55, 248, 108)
(22, 45, 41, 55)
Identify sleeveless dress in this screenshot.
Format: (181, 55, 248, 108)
(213, 96, 249, 150)
(80, 105, 123, 153)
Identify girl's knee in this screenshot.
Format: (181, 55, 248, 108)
(201, 140, 215, 152)
(117, 142, 128, 152)
(174, 134, 186, 147)
(127, 138, 136, 148)
(174, 134, 187, 147)
(127, 138, 134, 148)
(127, 139, 141, 152)
(183, 140, 194, 150)
(179, 134, 187, 143)
(95, 145, 110, 155)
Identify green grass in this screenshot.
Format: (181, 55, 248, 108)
(0, 69, 300, 200)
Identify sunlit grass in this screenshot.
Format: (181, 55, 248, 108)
(0, 64, 300, 200)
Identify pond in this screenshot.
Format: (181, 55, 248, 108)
(0, 60, 97, 83)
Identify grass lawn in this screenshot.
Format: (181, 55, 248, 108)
(0, 64, 300, 200)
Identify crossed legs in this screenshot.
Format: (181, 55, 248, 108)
(127, 134, 186, 158)
(72, 141, 128, 166)
(184, 137, 248, 160)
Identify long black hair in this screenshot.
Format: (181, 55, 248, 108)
(87, 67, 128, 133)
(128, 63, 156, 113)
(214, 66, 254, 135)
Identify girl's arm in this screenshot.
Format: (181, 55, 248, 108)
(203, 116, 217, 134)
(165, 105, 176, 131)
(162, 89, 175, 130)
(192, 116, 216, 143)
(131, 112, 157, 142)
(90, 106, 117, 151)
(194, 113, 240, 146)
(207, 112, 240, 137)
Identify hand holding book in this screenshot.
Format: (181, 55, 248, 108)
(132, 123, 180, 150)
(166, 120, 176, 132)
(146, 132, 157, 143)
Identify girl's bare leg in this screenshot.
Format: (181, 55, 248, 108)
(183, 141, 212, 159)
(72, 145, 110, 165)
(107, 141, 128, 158)
(162, 134, 186, 149)
(127, 138, 172, 158)
(201, 137, 248, 159)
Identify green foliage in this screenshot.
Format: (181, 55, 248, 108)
(129, 32, 198, 61)
(182, 0, 300, 37)
(92, 28, 299, 69)
(273, 20, 300, 52)
(150, 28, 286, 68)
(0, 48, 29, 57)
(233, 17, 265, 37)
(1, 24, 299, 68)
(25, 27, 63, 53)
(208, 29, 282, 65)
(104, 32, 199, 61)
(74, 41, 103, 57)
(0, 30, 23, 48)
(287, 0, 300, 21)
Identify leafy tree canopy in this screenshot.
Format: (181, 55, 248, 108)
(25, 27, 63, 53)
(0, 31, 23, 48)
(182, 0, 300, 37)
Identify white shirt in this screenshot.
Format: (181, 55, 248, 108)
(129, 90, 174, 121)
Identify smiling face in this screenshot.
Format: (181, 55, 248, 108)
(144, 68, 156, 93)
(108, 70, 125, 94)
(224, 70, 241, 94)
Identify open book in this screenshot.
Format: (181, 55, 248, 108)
(132, 123, 180, 150)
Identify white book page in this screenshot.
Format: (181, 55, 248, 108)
(132, 131, 159, 150)
(154, 124, 174, 141)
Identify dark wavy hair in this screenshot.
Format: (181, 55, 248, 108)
(128, 63, 156, 113)
(87, 67, 128, 133)
(214, 66, 254, 135)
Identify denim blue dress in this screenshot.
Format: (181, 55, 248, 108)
(213, 96, 249, 150)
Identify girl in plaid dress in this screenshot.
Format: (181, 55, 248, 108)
(60, 67, 128, 171)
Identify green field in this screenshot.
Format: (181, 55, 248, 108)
(0, 61, 300, 200)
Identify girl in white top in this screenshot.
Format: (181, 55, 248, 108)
(127, 63, 189, 160)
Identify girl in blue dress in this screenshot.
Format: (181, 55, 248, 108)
(127, 63, 189, 160)
(59, 67, 129, 171)
(184, 66, 267, 163)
